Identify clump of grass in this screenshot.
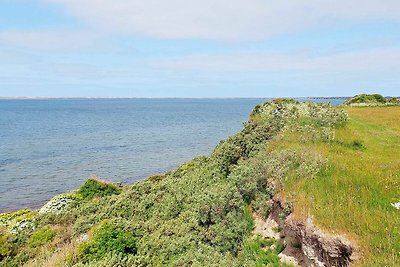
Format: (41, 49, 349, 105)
(335, 139, 366, 151)
(243, 205, 255, 232)
(349, 139, 365, 150)
(238, 235, 283, 266)
(274, 240, 286, 254)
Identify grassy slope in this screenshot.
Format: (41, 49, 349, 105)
(276, 107, 400, 266)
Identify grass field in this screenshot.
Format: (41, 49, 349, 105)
(274, 107, 400, 266)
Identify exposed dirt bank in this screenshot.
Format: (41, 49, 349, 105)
(254, 197, 357, 267)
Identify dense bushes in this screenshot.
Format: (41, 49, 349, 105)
(78, 177, 121, 199)
(0, 99, 348, 266)
(0, 228, 14, 261)
(79, 221, 137, 263)
(344, 93, 400, 106)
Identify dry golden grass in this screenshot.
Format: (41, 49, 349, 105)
(23, 225, 80, 267)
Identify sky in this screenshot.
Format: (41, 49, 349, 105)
(0, 0, 400, 97)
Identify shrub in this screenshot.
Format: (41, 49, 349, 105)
(344, 94, 385, 105)
(252, 194, 273, 220)
(388, 97, 400, 104)
(210, 137, 242, 178)
(78, 178, 121, 199)
(343, 93, 400, 106)
(0, 228, 14, 261)
(79, 222, 137, 263)
(39, 192, 76, 214)
(28, 226, 56, 248)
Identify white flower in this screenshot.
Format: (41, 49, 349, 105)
(391, 202, 400, 210)
(39, 193, 76, 214)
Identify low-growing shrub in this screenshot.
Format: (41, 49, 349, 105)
(39, 192, 77, 214)
(252, 194, 273, 220)
(0, 228, 14, 261)
(78, 178, 121, 199)
(0, 209, 36, 235)
(79, 222, 137, 263)
(148, 174, 165, 182)
(344, 93, 400, 106)
(28, 226, 56, 248)
(279, 201, 294, 221)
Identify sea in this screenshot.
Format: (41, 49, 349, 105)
(0, 98, 343, 212)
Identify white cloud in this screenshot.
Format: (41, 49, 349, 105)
(154, 48, 400, 72)
(44, 0, 400, 41)
(0, 30, 100, 50)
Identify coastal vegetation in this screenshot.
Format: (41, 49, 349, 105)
(343, 93, 400, 106)
(1, 97, 399, 266)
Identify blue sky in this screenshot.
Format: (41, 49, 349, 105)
(0, 0, 399, 97)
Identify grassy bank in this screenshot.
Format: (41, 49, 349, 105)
(277, 107, 400, 266)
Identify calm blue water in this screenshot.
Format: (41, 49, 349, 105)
(0, 98, 343, 212)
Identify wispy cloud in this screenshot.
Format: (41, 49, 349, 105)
(0, 30, 101, 50)
(1, 1, 399, 96)
(44, 0, 400, 41)
(154, 48, 400, 72)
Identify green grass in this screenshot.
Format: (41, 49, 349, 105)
(276, 107, 400, 266)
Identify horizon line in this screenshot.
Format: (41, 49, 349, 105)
(0, 96, 353, 100)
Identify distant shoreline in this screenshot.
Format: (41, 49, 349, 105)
(0, 96, 351, 100)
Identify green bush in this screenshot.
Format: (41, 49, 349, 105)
(343, 93, 399, 106)
(78, 178, 121, 199)
(0, 229, 14, 261)
(344, 94, 386, 105)
(252, 194, 273, 220)
(28, 226, 56, 248)
(79, 222, 137, 263)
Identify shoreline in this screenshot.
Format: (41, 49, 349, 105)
(0, 96, 351, 100)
